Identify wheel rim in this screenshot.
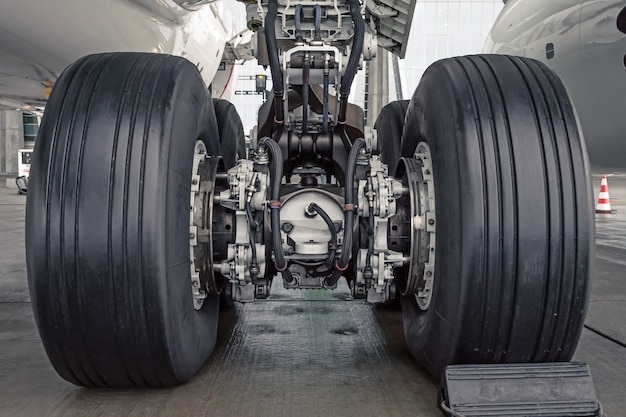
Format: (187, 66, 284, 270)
(190, 140, 232, 310)
(190, 141, 208, 310)
(398, 142, 436, 310)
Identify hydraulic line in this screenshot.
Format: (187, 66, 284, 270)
(258, 137, 294, 284)
(302, 53, 310, 133)
(313, 4, 322, 41)
(322, 60, 329, 134)
(338, 0, 364, 125)
(308, 203, 337, 268)
(295, 4, 304, 43)
(325, 138, 366, 287)
(265, 0, 285, 130)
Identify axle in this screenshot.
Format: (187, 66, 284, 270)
(192, 135, 435, 304)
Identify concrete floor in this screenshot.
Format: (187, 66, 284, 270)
(1, 174, 625, 417)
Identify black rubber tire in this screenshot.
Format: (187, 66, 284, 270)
(211, 98, 245, 309)
(26, 53, 222, 388)
(212, 98, 246, 169)
(399, 55, 594, 379)
(374, 100, 409, 176)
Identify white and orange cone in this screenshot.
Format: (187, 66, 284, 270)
(595, 175, 612, 214)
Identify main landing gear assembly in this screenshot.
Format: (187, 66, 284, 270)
(25, 0, 593, 398)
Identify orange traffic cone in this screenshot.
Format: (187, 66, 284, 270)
(595, 175, 612, 214)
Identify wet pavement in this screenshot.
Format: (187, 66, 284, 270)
(1, 174, 625, 416)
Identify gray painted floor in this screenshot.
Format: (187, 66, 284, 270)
(1, 174, 625, 416)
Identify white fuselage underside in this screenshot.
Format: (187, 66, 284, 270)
(0, 0, 234, 110)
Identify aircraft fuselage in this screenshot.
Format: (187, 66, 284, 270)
(484, 0, 626, 169)
(0, 0, 232, 110)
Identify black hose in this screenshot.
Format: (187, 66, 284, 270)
(322, 64, 329, 134)
(295, 5, 304, 43)
(302, 53, 310, 134)
(308, 203, 337, 268)
(338, 0, 364, 124)
(259, 137, 294, 284)
(265, 0, 284, 125)
(314, 4, 322, 41)
(325, 138, 365, 287)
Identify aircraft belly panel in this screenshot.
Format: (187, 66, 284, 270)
(0, 0, 229, 108)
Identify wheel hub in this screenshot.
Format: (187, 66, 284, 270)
(395, 142, 436, 310)
(189, 141, 230, 310)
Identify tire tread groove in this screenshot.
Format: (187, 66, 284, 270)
(537, 62, 585, 358)
(41, 56, 89, 386)
(508, 56, 553, 361)
(483, 56, 519, 362)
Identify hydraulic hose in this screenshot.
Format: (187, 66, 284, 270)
(265, 0, 284, 126)
(325, 138, 366, 287)
(314, 4, 322, 41)
(295, 5, 304, 43)
(338, 0, 365, 124)
(323, 62, 329, 134)
(258, 137, 294, 284)
(308, 203, 337, 268)
(302, 53, 310, 134)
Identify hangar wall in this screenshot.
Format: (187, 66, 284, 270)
(398, 0, 504, 99)
(0, 110, 24, 185)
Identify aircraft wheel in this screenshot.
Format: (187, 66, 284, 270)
(374, 100, 409, 176)
(212, 98, 246, 308)
(397, 55, 594, 379)
(373, 100, 409, 307)
(213, 98, 246, 169)
(26, 53, 222, 387)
